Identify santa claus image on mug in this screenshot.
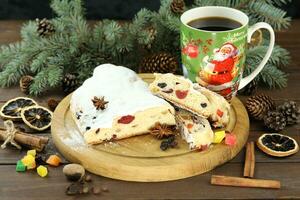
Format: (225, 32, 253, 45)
(180, 6, 275, 100)
(197, 42, 240, 98)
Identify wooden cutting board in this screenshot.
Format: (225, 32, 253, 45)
(51, 73, 249, 182)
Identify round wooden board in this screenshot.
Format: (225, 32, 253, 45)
(51, 74, 249, 182)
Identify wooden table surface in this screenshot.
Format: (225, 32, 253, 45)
(0, 20, 299, 200)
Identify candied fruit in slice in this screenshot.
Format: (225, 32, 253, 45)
(217, 109, 224, 117)
(117, 115, 135, 124)
(175, 90, 188, 99)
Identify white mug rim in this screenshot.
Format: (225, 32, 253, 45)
(180, 6, 249, 33)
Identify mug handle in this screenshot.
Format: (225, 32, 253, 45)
(238, 22, 275, 90)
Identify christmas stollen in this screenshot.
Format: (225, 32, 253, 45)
(149, 73, 230, 127)
(70, 64, 176, 145)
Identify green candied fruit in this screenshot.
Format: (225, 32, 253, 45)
(16, 160, 26, 172)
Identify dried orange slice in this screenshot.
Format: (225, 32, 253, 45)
(257, 133, 299, 157)
(21, 105, 52, 131)
(0, 97, 37, 120)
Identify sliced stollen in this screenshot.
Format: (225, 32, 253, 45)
(149, 73, 213, 118)
(176, 109, 214, 150)
(70, 64, 176, 145)
(193, 84, 230, 128)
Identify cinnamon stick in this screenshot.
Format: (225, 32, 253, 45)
(211, 175, 281, 189)
(249, 142, 255, 177)
(243, 141, 255, 178)
(0, 128, 49, 152)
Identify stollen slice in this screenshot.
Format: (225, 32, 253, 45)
(176, 109, 214, 150)
(193, 84, 230, 128)
(149, 73, 213, 118)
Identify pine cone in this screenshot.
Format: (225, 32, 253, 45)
(144, 27, 157, 50)
(170, 0, 185, 14)
(239, 80, 257, 96)
(139, 52, 178, 73)
(278, 101, 300, 125)
(19, 75, 33, 94)
(36, 18, 55, 37)
(246, 94, 276, 120)
(62, 73, 79, 94)
(47, 98, 60, 111)
(263, 110, 286, 131)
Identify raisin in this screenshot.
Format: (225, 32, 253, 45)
(162, 89, 173, 93)
(95, 128, 100, 134)
(169, 141, 178, 148)
(175, 82, 180, 85)
(160, 141, 169, 151)
(157, 82, 167, 88)
(200, 103, 207, 108)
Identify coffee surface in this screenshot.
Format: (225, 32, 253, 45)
(187, 17, 242, 31)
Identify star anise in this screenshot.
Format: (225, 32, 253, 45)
(92, 96, 108, 110)
(149, 122, 175, 139)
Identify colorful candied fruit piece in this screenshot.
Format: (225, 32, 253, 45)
(21, 154, 36, 169)
(217, 109, 224, 117)
(225, 133, 236, 146)
(27, 149, 36, 157)
(213, 130, 226, 143)
(37, 165, 48, 177)
(175, 90, 188, 99)
(117, 115, 135, 124)
(46, 155, 62, 167)
(16, 160, 26, 172)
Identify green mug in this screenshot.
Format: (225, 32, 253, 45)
(180, 6, 275, 100)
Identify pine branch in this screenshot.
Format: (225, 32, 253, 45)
(29, 69, 50, 96)
(245, 1, 291, 30)
(20, 21, 39, 42)
(51, 0, 84, 18)
(245, 51, 288, 88)
(0, 42, 23, 69)
(247, 45, 290, 67)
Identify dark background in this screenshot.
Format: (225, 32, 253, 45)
(0, 0, 299, 20)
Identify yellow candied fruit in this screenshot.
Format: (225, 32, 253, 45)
(37, 165, 48, 177)
(27, 149, 36, 157)
(151, 87, 160, 93)
(21, 154, 36, 169)
(213, 130, 226, 143)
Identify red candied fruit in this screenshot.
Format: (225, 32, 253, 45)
(117, 115, 135, 124)
(187, 123, 193, 129)
(217, 109, 223, 117)
(175, 90, 188, 99)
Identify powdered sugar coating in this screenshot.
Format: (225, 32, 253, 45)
(70, 64, 172, 133)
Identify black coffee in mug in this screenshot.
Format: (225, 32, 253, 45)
(187, 17, 242, 31)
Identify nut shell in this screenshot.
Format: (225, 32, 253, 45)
(63, 163, 85, 182)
